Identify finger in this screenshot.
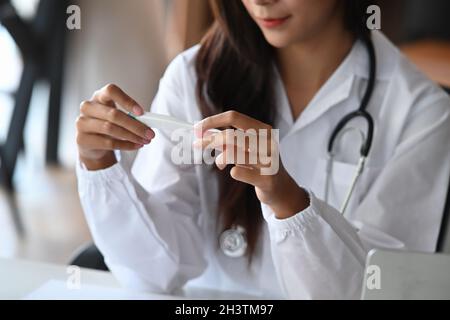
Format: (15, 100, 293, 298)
(77, 133, 144, 151)
(229, 165, 264, 186)
(194, 129, 258, 153)
(80, 101, 154, 140)
(196, 130, 270, 167)
(195, 110, 270, 135)
(193, 127, 277, 170)
(93, 84, 144, 115)
(215, 148, 257, 170)
(194, 129, 238, 150)
(76, 116, 151, 145)
(90, 92, 115, 108)
(215, 145, 263, 170)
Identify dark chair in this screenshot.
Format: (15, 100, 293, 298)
(437, 177, 450, 253)
(69, 243, 108, 271)
(436, 86, 450, 252)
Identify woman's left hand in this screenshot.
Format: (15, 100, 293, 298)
(194, 111, 309, 219)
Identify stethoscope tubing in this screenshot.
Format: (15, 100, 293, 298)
(325, 34, 377, 215)
(328, 35, 376, 158)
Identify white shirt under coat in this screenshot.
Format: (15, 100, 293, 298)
(76, 31, 450, 299)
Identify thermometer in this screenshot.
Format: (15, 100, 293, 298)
(122, 109, 221, 135)
(127, 111, 194, 132)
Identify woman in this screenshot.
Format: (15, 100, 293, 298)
(76, 0, 450, 299)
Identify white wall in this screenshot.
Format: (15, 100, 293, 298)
(60, 0, 168, 167)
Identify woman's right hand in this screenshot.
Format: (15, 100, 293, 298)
(76, 84, 155, 170)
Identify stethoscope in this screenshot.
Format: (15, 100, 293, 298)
(220, 35, 376, 258)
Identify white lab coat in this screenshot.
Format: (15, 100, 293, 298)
(76, 31, 450, 299)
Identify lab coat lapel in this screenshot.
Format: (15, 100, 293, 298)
(273, 66, 295, 127)
(279, 74, 356, 140)
(274, 37, 363, 139)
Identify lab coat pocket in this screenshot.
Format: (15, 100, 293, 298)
(312, 157, 383, 213)
(352, 220, 405, 250)
(311, 158, 360, 211)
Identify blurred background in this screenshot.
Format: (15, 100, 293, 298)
(0, 0, 449, 265)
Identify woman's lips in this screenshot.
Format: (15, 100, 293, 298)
(257, 16, 291, 28)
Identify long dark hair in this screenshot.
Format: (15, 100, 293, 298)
(195, 0, 372, 260)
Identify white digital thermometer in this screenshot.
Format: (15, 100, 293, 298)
(124, 110, 221, 134)
(127, 111, 194, 132)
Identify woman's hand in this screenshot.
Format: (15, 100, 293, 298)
(194, 111, 309, 219)
(76, 84, 155, 170)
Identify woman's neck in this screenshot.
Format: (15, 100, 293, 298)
(276, 21, 355, 120)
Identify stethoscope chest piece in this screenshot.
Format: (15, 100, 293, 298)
(219, 226, 247, 258)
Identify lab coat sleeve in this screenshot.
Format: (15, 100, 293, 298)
(261, 194, 367, 299)
(76, 52, 207, 294)
(263, 93, 450, 300)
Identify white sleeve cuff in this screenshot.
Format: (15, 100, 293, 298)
(261, 189, 321, 242)
(76, 157, 127, 184)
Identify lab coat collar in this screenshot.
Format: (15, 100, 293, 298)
(350, 31, 396, 82)
(274, 42, 357, 136)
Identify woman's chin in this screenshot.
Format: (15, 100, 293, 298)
(265, 37, 293, 49)
(262, 32, 297, 49)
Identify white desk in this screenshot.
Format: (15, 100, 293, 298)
(0, 258, 259, 300)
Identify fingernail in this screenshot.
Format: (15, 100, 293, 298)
(194, 122, 203, 138)
(216, 157, 226, 170)
(192, 139, 202, 149)
(133, 105, 143, 116)
(145, 129, 154, 139)
(141, 138, 152, 144)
